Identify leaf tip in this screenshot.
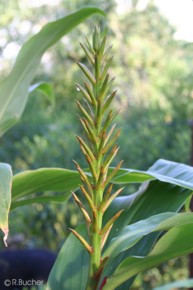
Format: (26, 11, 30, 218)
(2, 227, 9, 247)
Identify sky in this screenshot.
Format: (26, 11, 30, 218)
(116, 0, 193, 42)
(155, 0, 193, 42)
(25, 0, 193, 42)
(2, 0, 193, 63)
(15, 0, 193, 43)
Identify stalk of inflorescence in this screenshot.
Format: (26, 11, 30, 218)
(71, 27, 124, 290)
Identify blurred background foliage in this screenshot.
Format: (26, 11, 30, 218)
(0, 0, 193, 288)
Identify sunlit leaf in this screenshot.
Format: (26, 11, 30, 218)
(0, 7, 104, 137)
(11, 168, 81, 209)
(0, 163, 12, 246)
(153, 279, 193, 290)
(112, 159, 193, 190)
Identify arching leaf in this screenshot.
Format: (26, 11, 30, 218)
(0, 7, 104, 136)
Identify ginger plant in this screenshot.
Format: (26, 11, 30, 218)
(72, 27, 123, 289)
(2, 8, 193, 290)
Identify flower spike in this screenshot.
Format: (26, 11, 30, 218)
(73, 27, 124, 289)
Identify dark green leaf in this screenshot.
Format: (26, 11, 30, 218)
(47, 225, 89, 290)
(98, 159, 193, 289)
(103, 212, 193, 259)
(103, 224, 193, 289)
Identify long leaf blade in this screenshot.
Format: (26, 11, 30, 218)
(103, 224, 193, 290)
(11, 159, 193, 209)
(153, 279, 193, 290)
(0, 7, 104, 136)
(98, 159, 193, 289)
(47, 225, 89, 290)
(12, 168, 80, 200)
(103, 212, 193, 259)
(111, 158, 193, 190)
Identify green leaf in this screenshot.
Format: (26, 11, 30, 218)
(103, 223, 193, 290)
(0, 163, 12, 246)
(99, 213, 193, 289)
(0, 7, 105, 137)
(103, 212, 193, 259)
(11, 159, 193, 210)
(101, 183, 190, 290)
(47, 225, 89, 290)
(112, 158, 193, 190)
(11, 193, 69, 210)
(11, 168, 81, 209)
(98, 159, 193, 289)
(29, 82, 55, 106)
(153, 279, 193, 290)
(105, 159, 193, 242)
